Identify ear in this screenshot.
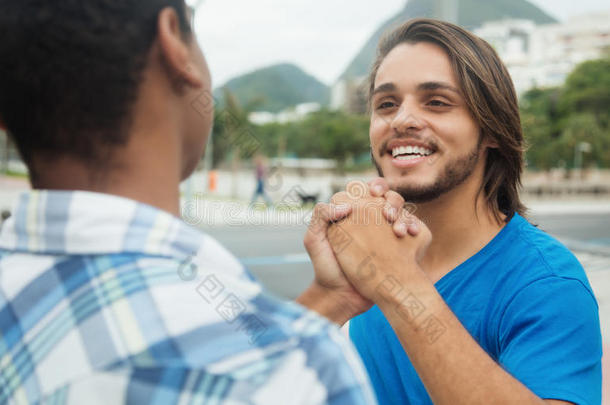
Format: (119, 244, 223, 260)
(481, 134, 499, 149)
(157, 7, 203, 88)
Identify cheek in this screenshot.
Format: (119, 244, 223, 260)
(369, 117, 388, 151)
(431, 113, 479, 149)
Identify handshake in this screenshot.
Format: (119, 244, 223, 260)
(299, 177, 432, 325)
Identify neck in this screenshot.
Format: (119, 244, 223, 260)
(30, 104, 184, 217)
(414, 173, 506, 282)
(30, 145, 182, 217)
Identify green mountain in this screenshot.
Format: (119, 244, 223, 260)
(340, 0, 556, 80)
(214, 63, 329, 113)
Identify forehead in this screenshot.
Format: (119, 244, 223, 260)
(374, 41, 458, 90)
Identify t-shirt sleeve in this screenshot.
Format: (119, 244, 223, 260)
(497, 276, 603, 405)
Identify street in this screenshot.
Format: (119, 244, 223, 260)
(209, 211, 610, 402)
(208, 213, 610, 341)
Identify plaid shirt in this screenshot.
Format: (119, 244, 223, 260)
(0, 190, 377, 405)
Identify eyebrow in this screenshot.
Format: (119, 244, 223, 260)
(371, 82, 398, 97)
(371, 81, 461, 97)
(417, 81, 461, 94)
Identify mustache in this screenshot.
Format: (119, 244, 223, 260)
(378, 135, 439, 157)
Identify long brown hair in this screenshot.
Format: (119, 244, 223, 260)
(368, 18, 527, 222)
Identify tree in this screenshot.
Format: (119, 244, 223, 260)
(520, 57, 610, 170)
(520, 87, 561, 170)
(559, 58, 610, 126)
(211, 88, 262, 168)
(558, 113, 609, 169)
(254, 109, 371, 172)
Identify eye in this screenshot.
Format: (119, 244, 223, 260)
(427, 99, 450, 107)
(377, 101, 396, 110)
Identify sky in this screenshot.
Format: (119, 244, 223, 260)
(190, 0, 610, 87)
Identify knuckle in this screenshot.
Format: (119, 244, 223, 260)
(368, 177, 385, 190)
(403, 202, 418, 215)
(330, 191, 348, 205)
(346, 180, 368, 199)
(386, 190, 404, 204)
(313, 202, 327, 215)
(396, 208, 408, 220)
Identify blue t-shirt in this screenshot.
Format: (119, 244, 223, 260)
(350, 213, 602, 405)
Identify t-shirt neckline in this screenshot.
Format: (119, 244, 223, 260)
(433, 212, 524, 287)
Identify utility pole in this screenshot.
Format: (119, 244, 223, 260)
(574, 141, 591, 180)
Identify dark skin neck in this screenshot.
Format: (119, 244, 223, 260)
(30, 151, 182, 217)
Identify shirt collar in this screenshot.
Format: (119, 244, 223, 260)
(0, 190, 204, 258)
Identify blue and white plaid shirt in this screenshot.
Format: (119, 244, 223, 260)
(0, 190, 377, 405)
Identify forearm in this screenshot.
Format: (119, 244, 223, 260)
(376, 269, 545, 405)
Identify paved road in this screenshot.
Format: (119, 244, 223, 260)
(210, 212, 610, 402)
(208, 213, 610, 334)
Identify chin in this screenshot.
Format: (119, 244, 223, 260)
(385, 169, 435, 188)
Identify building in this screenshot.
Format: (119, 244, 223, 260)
(475, 11, 610, 94)
(248, 102, 321, 125)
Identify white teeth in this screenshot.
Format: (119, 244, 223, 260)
(396, 155, 421, 161)
(391, 145, 434, 157)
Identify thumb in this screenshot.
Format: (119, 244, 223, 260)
(304, 203, 351, 253)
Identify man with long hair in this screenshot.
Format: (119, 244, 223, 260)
(304, 19, 602, 405)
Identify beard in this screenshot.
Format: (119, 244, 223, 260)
(372, 136, 482, 204)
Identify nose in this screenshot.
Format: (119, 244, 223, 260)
(391, 102, 424, 133)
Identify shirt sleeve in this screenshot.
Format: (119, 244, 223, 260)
(497, 276, 602, 405)
(242, 317, 377, 405)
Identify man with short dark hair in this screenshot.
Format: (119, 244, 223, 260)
(302, 19, 603, 405)
(0, 2, 408, 403)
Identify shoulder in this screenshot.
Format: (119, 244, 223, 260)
(125, 248, 375, 403)
(207, 300, 376, 404)
(492, 214, 598, 318)
(141, 287, 375, 404)
(496, 214, 594, 295)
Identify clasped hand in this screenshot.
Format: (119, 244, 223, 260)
(303, 178, 431, 323)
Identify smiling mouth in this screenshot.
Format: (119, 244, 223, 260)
(390, 145, 435, 161)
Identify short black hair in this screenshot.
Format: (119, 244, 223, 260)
(0, 0, 192, 175)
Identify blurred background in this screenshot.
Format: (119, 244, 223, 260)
(0, 1, 609, 394)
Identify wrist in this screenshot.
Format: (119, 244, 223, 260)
(373, 264, 429, 308)
(296, 282, 363, 326)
